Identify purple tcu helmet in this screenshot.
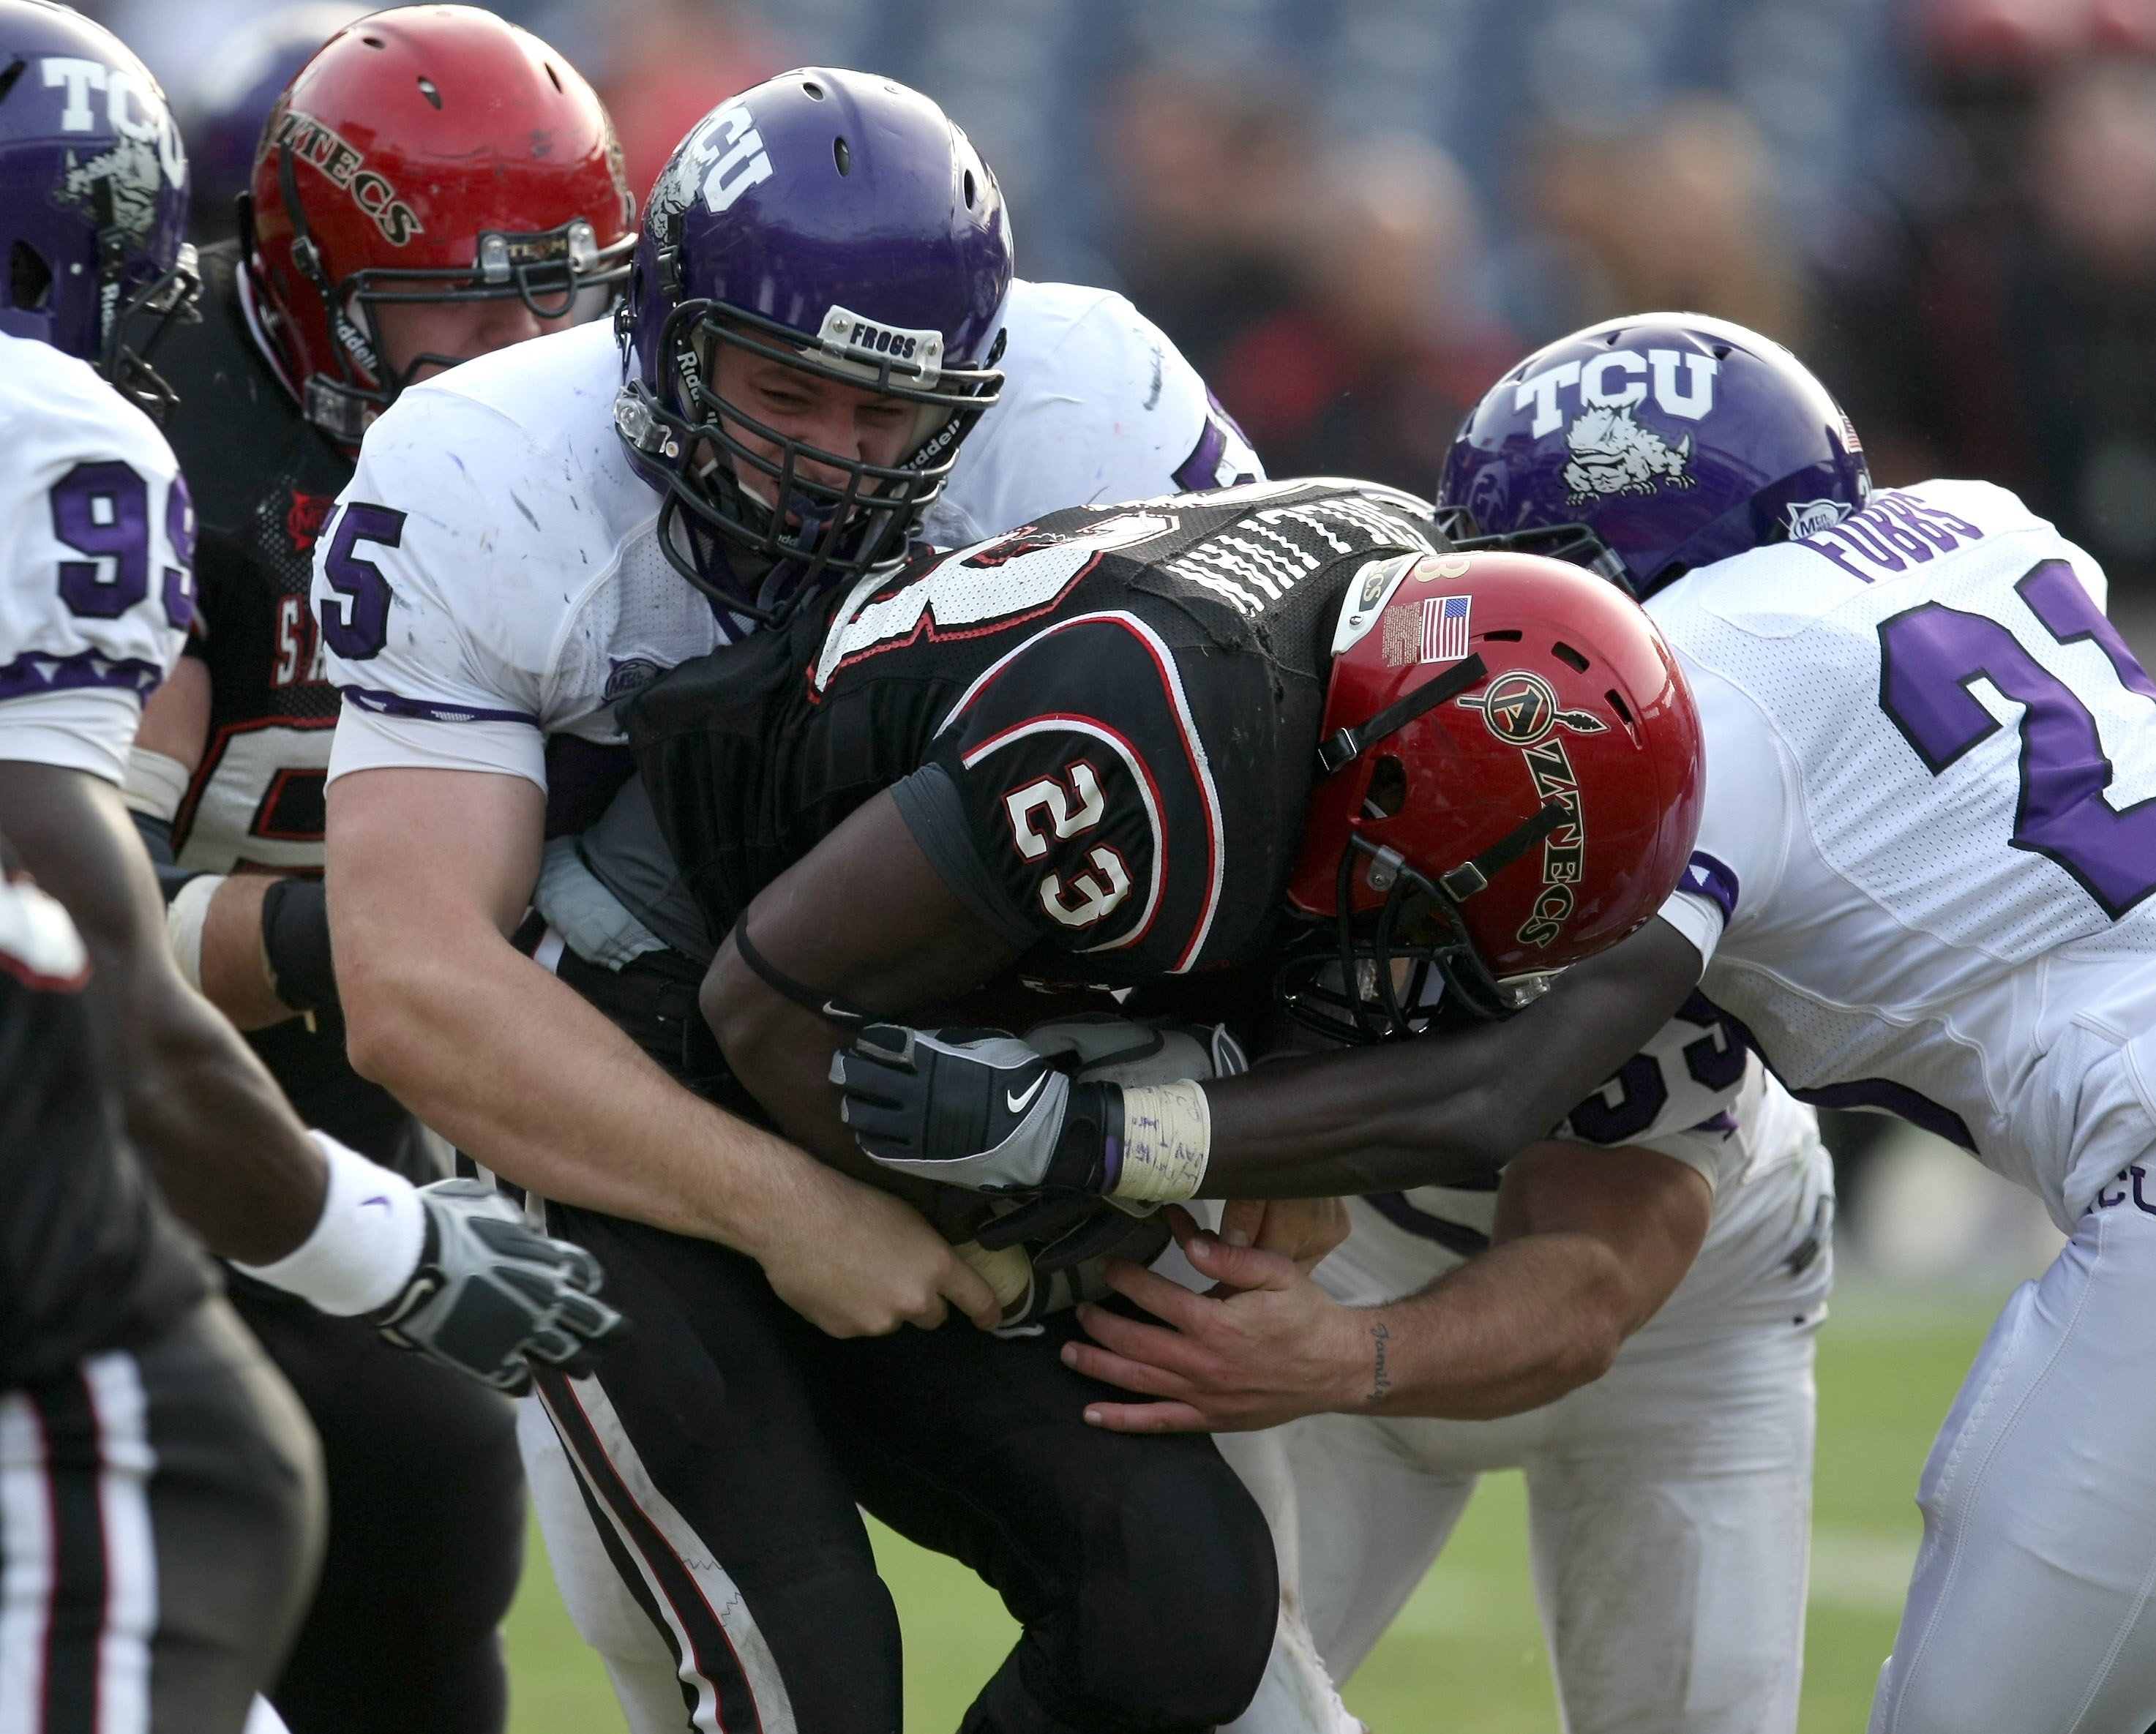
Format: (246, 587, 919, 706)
(1434, 313, 1871, 599)
(613, 67, 1011, 625)
(0, 0, 198, 418)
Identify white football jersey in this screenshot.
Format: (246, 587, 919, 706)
(0, 331, 193, 784)
(316, 277, 1262, 792)
(1651, 478, 2156, 1226)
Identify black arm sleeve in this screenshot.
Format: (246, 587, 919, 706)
(260, 876, 338, 1013)
(888, 763, 1037, 950)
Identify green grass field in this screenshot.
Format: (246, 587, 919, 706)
(501, 1291, 1996, 1733)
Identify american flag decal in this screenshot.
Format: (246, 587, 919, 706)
(1423, 595, 1471, 663)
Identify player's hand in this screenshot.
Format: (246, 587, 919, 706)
(373, 1179, 625, 1394)
(831, 1024, 1108, 1194)
(1063, 1207, 1371, 1433)
(1216, 1196, 1352, 1275)
(833, 1016, 1240, 1196)
(753, 1161, 1003, 1337)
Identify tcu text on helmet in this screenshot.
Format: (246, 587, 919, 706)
(41, 57, 184, 187)
(1515, 349, 1720, 438)
(684, 98, 773, 215)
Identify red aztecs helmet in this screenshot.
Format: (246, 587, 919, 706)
(1280, 549, 1702, 1038)
(246, 4, 635, 440)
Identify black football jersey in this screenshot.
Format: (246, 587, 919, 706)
(629, 480, 1445, 988)
(0, 846, 210, 1387)
(154, 244, 430, 1172)
(157, 240, 348, 877)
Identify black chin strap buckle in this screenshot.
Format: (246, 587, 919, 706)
(1316, 727, 1361, 777)
(1435, 800, 1571, 903)
(1319, 653, 1487, 777)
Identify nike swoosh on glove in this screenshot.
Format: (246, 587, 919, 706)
(831, 1024, 1116, 1194)
(374, 1180, 625, 1394)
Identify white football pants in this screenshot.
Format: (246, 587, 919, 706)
(1222, 1151, 1831, 1734)
(518, 1396, 706, 1734)
(1871, 1160, 2156, 1733)
(1221, 1316, 1820, 1734)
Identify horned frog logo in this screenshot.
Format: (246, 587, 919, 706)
(1562, 405, 1695, 504)
(59, 135, 165, 244)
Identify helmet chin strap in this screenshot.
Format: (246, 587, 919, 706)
(1317, 654, 1488, 776)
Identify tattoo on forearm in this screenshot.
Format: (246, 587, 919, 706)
(1367, 1318, 1392, 1405)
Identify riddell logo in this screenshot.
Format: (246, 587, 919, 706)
(272, 108, 424, 246)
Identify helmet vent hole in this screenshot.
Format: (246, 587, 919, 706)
(803, 80, 826, 100)
(1552, 642, 1590, 673)
(834, 136, 851, 176)
(964, 169, 977, 208)
(1364, 755, 1407, 820)
(416, 75, 441, 109)
(0, 57, 26, 108)
(362, 34, 384, 48)
(10, 239, 52, 312)
(545, 61, 563, 94)
(1606, 688, 1634, 727)
(1483, 628, 1522, 642)
(1712, 344, 1732, 360)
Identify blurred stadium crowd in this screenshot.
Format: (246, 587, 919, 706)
(91, 0, 2156, 633)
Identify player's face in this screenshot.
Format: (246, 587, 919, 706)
(710, 342, 919, 512)
(370, 296, 577, 383)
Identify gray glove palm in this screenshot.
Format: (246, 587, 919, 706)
(374, 1180, 624, 1394)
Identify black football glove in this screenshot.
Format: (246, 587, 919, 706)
(373, 1180, 624, 1394)
(833, 1016, 1245, 1197)
(831, 1025, 1122, 1195)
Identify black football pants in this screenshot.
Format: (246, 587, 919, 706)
(228, 1280, 525, 1734)
(531, 1202, 1279, 1734)
(231, 1029, 528, 1734)
(0, 1298, 323, 1732)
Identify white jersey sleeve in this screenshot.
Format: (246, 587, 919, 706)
(1554, 994, 1754, 1194)
(921, 279, 1262, 549)
(314, 349, 634, 792)
(0, 332, 192, 784)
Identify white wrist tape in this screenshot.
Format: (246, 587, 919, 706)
(233, 1130, 426, 1315)
(1111, 1081, 1211, 1204)
(165, 872, 224, 994)
(121, 746, 192, 822)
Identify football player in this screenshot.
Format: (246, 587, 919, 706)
(1118, 1050, 1830, 1734)
(847, 313, 2156, 1734)
(612, 489, 1708, 1734)
(314, 67, 1273, 1734)
(700, 489, 1830, 1733)
(124, 12, 637, 1727)
(0, 839, 323, 1734)
(0, 6, 621, 1722)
